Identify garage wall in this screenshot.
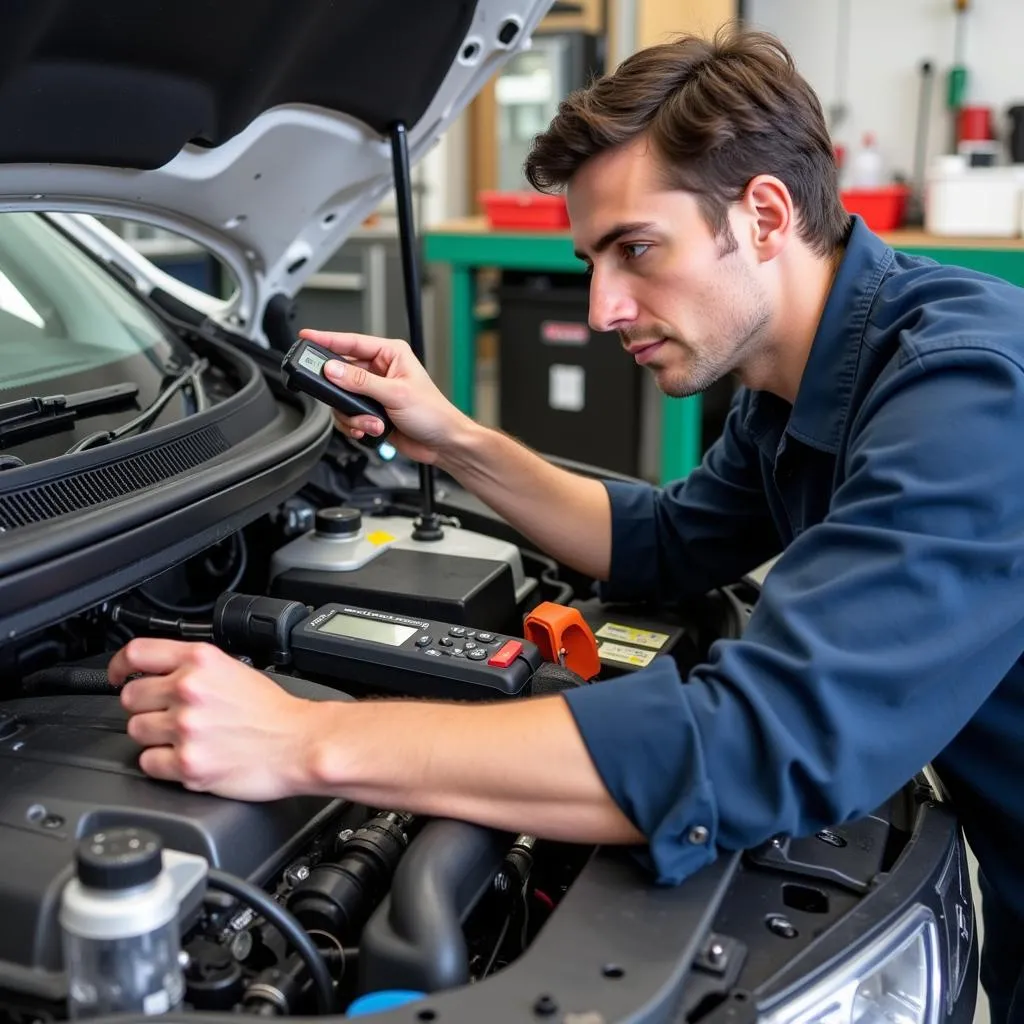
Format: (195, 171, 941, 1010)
(745, 0, 1024, 183)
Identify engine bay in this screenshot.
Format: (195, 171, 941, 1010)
(0, 455, 977, 1021)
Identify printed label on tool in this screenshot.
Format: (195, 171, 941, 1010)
(366, 531, 396, 546)
(598, 641, 657, 668)
(595, 622, 670, 650)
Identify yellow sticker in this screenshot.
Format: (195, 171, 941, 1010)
(365, 531, 396, 546)
(595, 622, 670, 650)
(598, 641, 657, 668)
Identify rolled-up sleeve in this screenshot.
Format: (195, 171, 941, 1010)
(566, 348, 1024, 884)
(601, 397, 780, 605)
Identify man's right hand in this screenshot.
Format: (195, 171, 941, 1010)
(300, 328, 613, 582)
(298, 329, 473, 464)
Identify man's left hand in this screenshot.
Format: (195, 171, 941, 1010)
(108, 639, 324, 801)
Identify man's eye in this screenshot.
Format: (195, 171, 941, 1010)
(622, 243, 650, 261)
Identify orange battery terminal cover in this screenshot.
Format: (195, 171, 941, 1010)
(523, 602, 601, 681)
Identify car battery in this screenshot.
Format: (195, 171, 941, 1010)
(268, 508, 539, 637)
(571, 597, 699, 678)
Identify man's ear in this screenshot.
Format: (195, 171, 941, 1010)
(739, 174, 793, 263)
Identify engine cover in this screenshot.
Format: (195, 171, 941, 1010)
(0, 692, 341, 982)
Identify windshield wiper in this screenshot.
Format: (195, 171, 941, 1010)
(66, 358, 209, 455)
(0, 382, 140, 448)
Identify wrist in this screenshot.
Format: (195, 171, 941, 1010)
(436, 415, 493, 475)
(293, 699, 354, 796)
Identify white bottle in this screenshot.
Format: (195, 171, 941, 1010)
(850, 132, 885, 189)
(60, 828, 207, 1019)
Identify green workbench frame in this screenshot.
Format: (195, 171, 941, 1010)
(424, 224, 1024, 484)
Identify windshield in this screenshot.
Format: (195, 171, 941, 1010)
(0, 213, 181, 394)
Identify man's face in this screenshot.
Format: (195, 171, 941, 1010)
(567, 138, 772, 398)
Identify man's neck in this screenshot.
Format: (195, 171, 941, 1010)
(741, 246, 843, 405)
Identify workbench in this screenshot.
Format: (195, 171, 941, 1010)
(423, 217, 1024, 483)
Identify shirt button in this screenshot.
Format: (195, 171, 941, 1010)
(688, 825, 710, 845)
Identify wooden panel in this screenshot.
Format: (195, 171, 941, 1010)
(466, 76, 498, 212)
(605, 0, 626, 72)
(540, 0, 605, 35)
(637, 0, 737, 49)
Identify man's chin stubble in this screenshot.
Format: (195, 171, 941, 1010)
(648, 362, 723, 399)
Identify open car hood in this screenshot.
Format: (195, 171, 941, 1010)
(0, 0, 550, 342)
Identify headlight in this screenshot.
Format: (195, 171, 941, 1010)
(759, 905, 940, 1024)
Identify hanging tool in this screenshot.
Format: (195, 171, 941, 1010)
(905, 59, 935, 227)
(827, 0, 852, 133)
(946, 0, 971, 151)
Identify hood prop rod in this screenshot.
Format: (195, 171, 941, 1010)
(390, 121, 443, 542)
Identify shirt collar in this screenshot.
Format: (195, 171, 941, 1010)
(745, 216, 895, 456)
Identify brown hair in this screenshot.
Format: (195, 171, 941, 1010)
(524, 25, 849, 256)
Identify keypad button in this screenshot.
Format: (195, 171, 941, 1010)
(476, 631, 496, 643)
(415, 635, 432, 647)
(449, 626, 466, 637)
(487, 640, 522, 668)
(464, 630, 477, 639)
(463, 641, 478, 651)
(467, 648, 488, 660)
(438, 637, 454, 647)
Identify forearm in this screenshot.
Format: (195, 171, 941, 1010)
(301, 695, 643, 845)
(438, 420, 613, 580)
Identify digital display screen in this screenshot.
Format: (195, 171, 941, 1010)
(297, 347, 327, 375)
(317, 613, 418, 647)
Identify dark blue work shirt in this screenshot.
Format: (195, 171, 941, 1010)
(562, 218, 1024, 925)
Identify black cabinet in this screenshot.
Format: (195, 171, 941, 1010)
(497, 272, 643, 477)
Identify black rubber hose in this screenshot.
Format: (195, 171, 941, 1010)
(207, 868, 334, 1015)
(359, 819, 511, 994)
(20, 664, 112, 696)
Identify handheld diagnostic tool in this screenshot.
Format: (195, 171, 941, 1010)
(281, 339, 395, 452)
(289, 604, 542, 700)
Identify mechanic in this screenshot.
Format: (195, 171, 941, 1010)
(108, 27, 1024, 1021)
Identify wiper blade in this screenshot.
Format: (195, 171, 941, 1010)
(66, 359, 209, 455)
(0, 382, 140, 448)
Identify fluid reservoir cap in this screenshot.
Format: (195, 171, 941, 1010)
(315, 506, 362, 538)
(76, 827, 163, 891)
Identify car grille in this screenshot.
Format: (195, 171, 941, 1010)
(0, 427, 230, 531)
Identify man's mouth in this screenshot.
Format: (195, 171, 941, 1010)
(626, 338, 667, 364)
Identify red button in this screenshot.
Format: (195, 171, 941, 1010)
(487, 640, 522, 668)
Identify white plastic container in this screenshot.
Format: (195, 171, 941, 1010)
(924, 156, 1024, 237)
(849, 132, 885, 189)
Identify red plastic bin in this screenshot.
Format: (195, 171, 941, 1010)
(480, 190, 570, 230)
(840, 185, 910, 232)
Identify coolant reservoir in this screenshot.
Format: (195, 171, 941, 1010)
(270, 507, 416, 576)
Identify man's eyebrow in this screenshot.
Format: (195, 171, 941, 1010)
(573, 222, 656, 262)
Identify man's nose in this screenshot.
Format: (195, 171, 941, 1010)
(588, 269, 637, 334)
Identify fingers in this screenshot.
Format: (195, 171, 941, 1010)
(332, 410, 385, 439)
(138, 746, 186, 786)
(299, 329, 407, 364)
(109, 637, 218, 686)
(126, 709, 178, 747)
(322, 358, 396, 409)
(120, 675, 179, 714)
